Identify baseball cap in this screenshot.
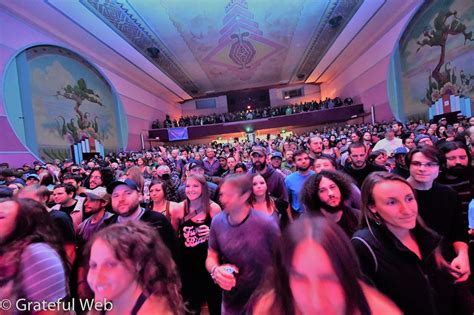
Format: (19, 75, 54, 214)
(415, 125, 427, 132)
(189, 160, 205, 171)
(393, 147, 409, 156)
(414, 134, 430, 145)
(271, 151, 283, 159)
(106, 178, 140, 194)
(80, 186, 109, 200)
(251, 146, 267, 156)
(26, 174, 40, 181)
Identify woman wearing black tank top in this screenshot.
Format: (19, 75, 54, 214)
(85, 221, 184, 315)
(170, 174, 222, 314)
(148, 179, 179, 220)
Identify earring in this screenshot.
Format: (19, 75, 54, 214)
(373, 212, 382, 225)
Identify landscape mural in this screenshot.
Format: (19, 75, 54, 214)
(396, 0, 473, 119)
(26, 46, 120, 160)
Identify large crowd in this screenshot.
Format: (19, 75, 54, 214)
(1, 113, 474, 314)
(151, 96, 354, 128)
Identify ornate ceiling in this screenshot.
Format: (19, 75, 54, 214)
(80, 0, 362, 97)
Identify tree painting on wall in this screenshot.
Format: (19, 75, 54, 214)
(416, 10, 473, 106)
(25, 45, 121, 161)
(55, 78, 103, 143)
(398, 0, 473, 119)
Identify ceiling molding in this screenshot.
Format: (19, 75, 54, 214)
(45, 0, 192, 100)
(305, 0, 385, 84)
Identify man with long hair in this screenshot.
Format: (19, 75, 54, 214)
(301, 170, 360, 237)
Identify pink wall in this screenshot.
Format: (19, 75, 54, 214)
(0, 9, 180, 166)
(269, 84, 321, 107)
(319, 1, 420, 122)
(180, 96, 228, 117)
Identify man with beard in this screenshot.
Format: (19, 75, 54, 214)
(343, 142, 385, 188)
(307, 135, 323, 166)
(300, 170, 360, 237)
(76, 187, 112, 246)
(437, 141, 474, 227)
(281, 150, 296, 172)
(102, 179, 180, 265)
(249, 146, 288, 201)
(284, 150, 314, 218)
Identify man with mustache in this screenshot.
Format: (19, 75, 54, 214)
(300, 170, 360, 237)
(102, 179, 180, 266)
(249, 146, 288, 202)
(284, 150, 314, 218)
(437, 141, 474, 223)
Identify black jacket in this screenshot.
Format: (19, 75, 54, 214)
(352, 224, 455, 315)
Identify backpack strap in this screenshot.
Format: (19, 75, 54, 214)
(352, 236, 378, 273)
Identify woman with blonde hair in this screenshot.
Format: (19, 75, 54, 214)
(85, 221, 184, 314)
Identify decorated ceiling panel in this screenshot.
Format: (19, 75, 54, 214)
(81, 0, 362, 96)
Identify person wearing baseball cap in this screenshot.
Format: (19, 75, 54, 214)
(250, 146, 288, 201)
(391, 146, 410, 179)
(270, 151, 291, 176)
(25, 173, 40, 186)
(77, 186, 112, 245)
(102, 179, 180, 266)
(414, 134, 433, 146)
(215, 155, 230, 177)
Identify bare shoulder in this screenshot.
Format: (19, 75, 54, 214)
(170, 201, 185, 219)
(210, 201, 222, 217)
(139, 296, 174, 315)
(253, 289, 278, 315)
(361, 282, 402, 314)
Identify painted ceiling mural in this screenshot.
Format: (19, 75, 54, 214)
(81, 0, 362, 96)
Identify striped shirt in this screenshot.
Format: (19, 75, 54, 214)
(20, 243, 67, 302)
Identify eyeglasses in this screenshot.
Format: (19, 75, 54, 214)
(411, 161, 438, 168)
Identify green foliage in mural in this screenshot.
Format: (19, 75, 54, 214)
(55, 78, 103, 143)
(40, 147, 72, 162)
(416, 10, 473, 105)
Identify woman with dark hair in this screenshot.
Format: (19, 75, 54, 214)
(234, 162, 247, 174)
(0, 198, 69, 308)
(137, 157, 152, 179)
(350, 130, 363, 144)
(249, 173, 289, 229)
(170, 174, 222, 314)
(367, 150, 390, 171)
(148, 179, 179, 220)
(436, 125, 447, 140)
(352, 172, 459, 315)
(85, 221, 184, 314)
(322, 137, 341, 159)
(253, 217, 400, 314)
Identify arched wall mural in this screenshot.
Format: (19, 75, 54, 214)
(3, 45, 128, 162)
(388, 0, 473, 121)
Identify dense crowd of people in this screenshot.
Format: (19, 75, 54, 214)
(1, 113, 474, 314)
(151, 96, 354, 128)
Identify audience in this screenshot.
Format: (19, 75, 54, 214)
(1, 114, 474, 314)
